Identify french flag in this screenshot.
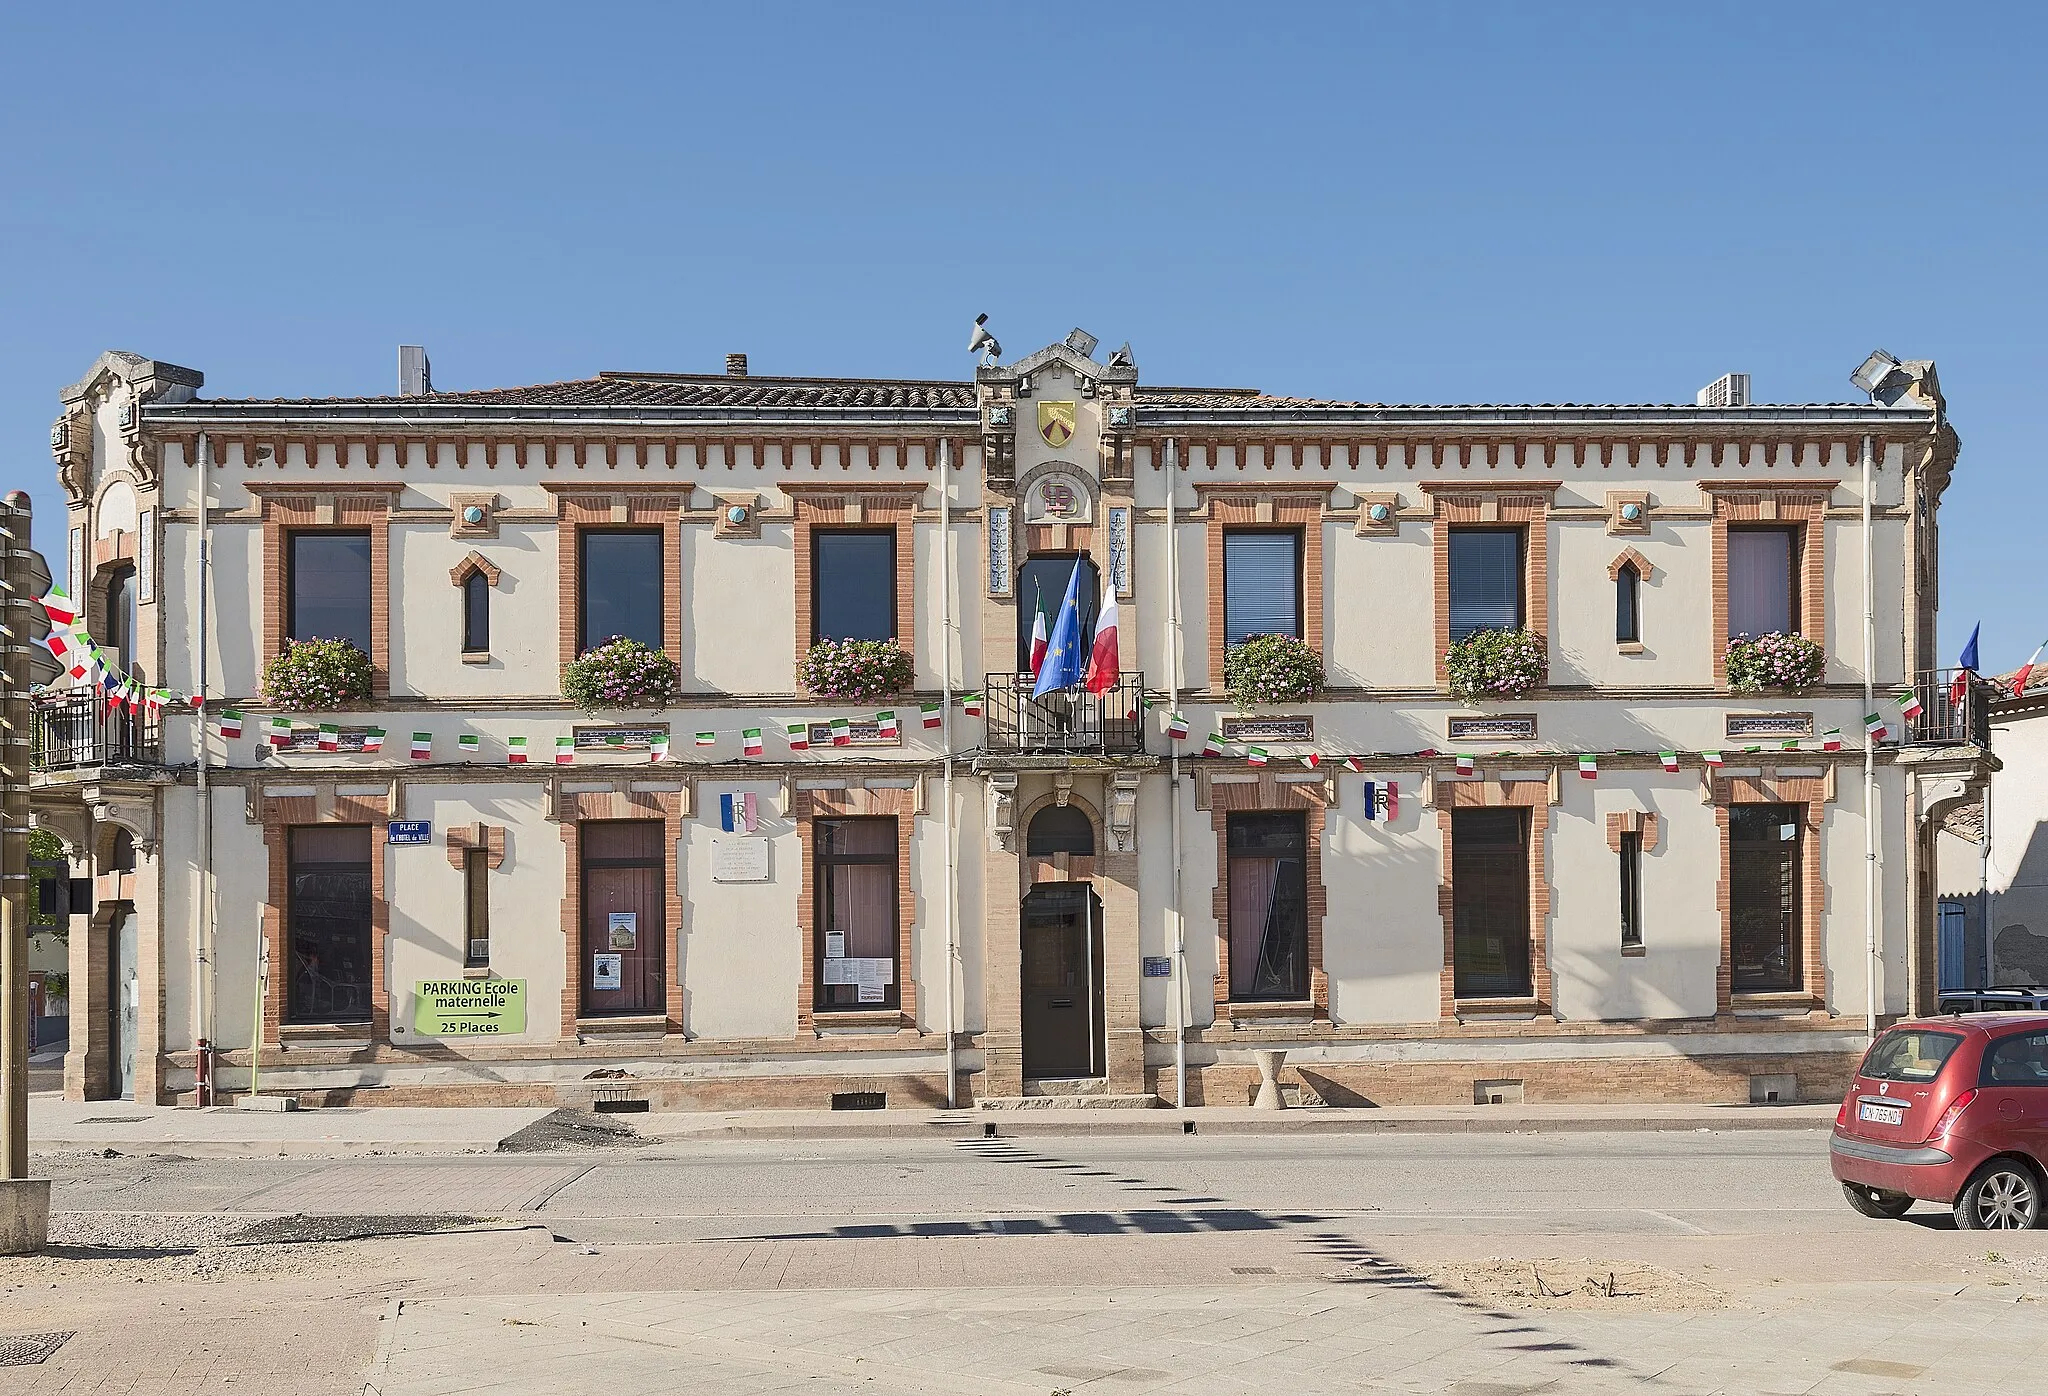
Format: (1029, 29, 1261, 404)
(1084, 574, 1119, 695)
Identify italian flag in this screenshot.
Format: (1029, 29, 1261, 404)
(921, 703, 942, 729)
(1896, 688, 1925, 720)
(1865, 713, 1888, 741)
(1454, 754, 1475, 776)
(410, 732, 433, 761)
(695, 732, 716, 748)
(267, 717, 293, 747)
(1822, 729, 1842, 752)
(742, 728, 763, 757)
(1201, 733, 1226, 757)
(1083, 574, 1119, 694)
(507, 735, 528, 764)
(1028, 585, 1051, 675)
(830, 717, 852, 746)
(1579, 754, 1599, 780)
(1245, 746, 1270, 766)
(1780, 739, 1802, 752)
(1300, 751, 1321, 769)
(1702, 750, 1724, 767)
(36, 585, 77, 628)
(605, 733, 626, 748)
(876, 710, 900, 738)
(458, 734, 480, 756)
(1660, 750, 1680, 772)
(959, 693, 984, 717)
(1344, 757, 1365, 773)
(362, 727, 385, 753)
(649, 733, 670, 763)
(785, 721, 810, 751)
(2014, 640, 2048, 696)
(220, 710, 244, 740)
(554, 736, 575, 765)
(1164, 712, 1189, 741)
(318, 724, 340, 752)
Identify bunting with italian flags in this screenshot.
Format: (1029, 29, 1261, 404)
(649, 732, 670, 763)
(458, 734, 480, 756)
(1822, 729, 1842, 752)
(362, 728, 385, 753)
(1702, 750, 1724, 767)
(830, 717, 852, 747)
(554, 736, 575, 765)
(220, 710, 243, 740)
(876, 710, 900, 738)
(1865, 713, 1888, 741)
(1164, 712, 1190, 741)
(267, 717, 293, 747)
(785, 721, 810, 751)
(1300, 751, 1320, 769)
(507, 735, 528, 764)
(1578, 754, 1598, 780)
(742, 728, 763, 757)
(1201, 733, 1226, 757)
(695, 731, 716, 749)
(1896, 688, 1924, 721)
(1245, 746, 1270, 767)
(1660, 751, 1679, 772)
(1455, 754, 1475, 776)
(1344, 757, 1366, 773)
(319, 724, 340, 752)
(921, 703, 942, 729)
(960, 692, 984, 717)
(410, 732, 432, 761)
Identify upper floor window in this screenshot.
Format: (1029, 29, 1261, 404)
(1615, 561, 1642, 644)
(462, 571, 490, 653)
(1728, 525, 1800, 639)
(288, 532, 372, 652)
(464, 847, 491, 968)
(1619, 830, 1643, 948)
(812, 530, 895, 643)
(1223, 530, 1302, 646)
(103, 564, 138, 672)
(1448, 527, 1524, 641)
(578, 529, 663, 653)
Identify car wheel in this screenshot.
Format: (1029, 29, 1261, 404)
(1953, 1160, 2043, 1230)
(1841, 1182, 1914, 1219)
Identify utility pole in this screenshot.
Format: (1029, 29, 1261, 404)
(0, 490, 50, 1253)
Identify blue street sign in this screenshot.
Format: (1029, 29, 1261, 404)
(387, 820, 433, 846)
(1142, 956, 1172, 978)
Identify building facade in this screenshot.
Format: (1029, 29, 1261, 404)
(32, 338, 1990, 1109)
(1936, 666, 2048, 991)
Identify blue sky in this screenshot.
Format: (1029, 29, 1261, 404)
(2, 5, 2041, 670)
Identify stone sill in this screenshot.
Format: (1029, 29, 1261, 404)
(1621, 943, 1647, 958)
(460, 651, 491, 666)
(1730, 992, 1823, 1016)
(276, 1022, 372, 1050)
(812, 1010, 911, 1035)
(1221, 1000, 1318, 1024)
(575, 1015, 669, 1041)
(1453, 997, 1550, 1022)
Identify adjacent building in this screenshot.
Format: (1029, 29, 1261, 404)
(31, 337, 1990, 1109)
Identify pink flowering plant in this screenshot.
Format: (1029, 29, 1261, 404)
(1224, 634, 1325, 708)
(1725, 631, 1824, 693)
(798, 638, 914, 702)
(562, 636, 681, 712)
(1445, 628, 1547, 704)
(261, 637, 373, 711)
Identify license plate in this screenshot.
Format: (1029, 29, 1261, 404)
(1859, 1099, 1905, 1126)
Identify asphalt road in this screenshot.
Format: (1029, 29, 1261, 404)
(43, 1127, 1870, 1240)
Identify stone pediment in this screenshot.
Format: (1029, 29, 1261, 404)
(61, 350, 203, 408)
(979, 336, 1138, 388)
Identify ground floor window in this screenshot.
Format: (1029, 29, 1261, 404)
(1730, 803, 1801, 992)
(286, 826, 373, 1024)
(1453, 807, 1531, 999)
(580, 820, 666, 1017)
(1227, 811, 1309, 1001)
(815, 817, 899, 1011)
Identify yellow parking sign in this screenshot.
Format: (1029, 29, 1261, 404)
(413, 979, 526, 1037)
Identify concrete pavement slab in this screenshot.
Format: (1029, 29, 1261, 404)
(28, 1096, 552, 1157)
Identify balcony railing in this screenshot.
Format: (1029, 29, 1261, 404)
(30, 689, 164, 772)
(1901, 667, 1991, 748)
(983, 672, 1147, 755)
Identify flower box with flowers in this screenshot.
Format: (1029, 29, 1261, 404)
(562, 636, 682, 713)
(1223, 633, 1325, 709)
(798, 638, 914, 703)
(1445, 628, 1547, 705)
(1724, 632, 1825, 694)
(261, 637, 374, 711)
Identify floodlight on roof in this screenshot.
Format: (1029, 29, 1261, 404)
(1850, 349, 1913, 403)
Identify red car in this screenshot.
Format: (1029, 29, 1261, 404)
(1832, 1013, 2048, 1229)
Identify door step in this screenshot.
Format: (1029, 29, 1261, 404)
(978, 1093, 1161, 1111)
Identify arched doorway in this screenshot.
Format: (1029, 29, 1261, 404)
(1020, 804, 1105, 1079)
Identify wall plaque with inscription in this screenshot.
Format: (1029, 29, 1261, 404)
(1448, 715, 1537, 742)
(574, 725, 668, 751)
(1221, 716, 1314, 744)
(1726, 712, 1814, 738)
(987, 505, 1012, 596)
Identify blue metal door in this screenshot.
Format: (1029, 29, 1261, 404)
(1938, 899, 1971, 994)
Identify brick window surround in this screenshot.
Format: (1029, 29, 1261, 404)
(556, 787, 687, 1037)
(1703, 483, 1832, 690)
(1198, 771, 1329, 1024)
(545, 488, 687, 673)
(1710, 771, 1829, 1014)
(249, 484, 401, 698)
(259, 790, 391, 1045)
(792, 784, 919, 1035)
(1436, 777, 1554, 1019)
(1423, 484, 1555, 691)
(784, 485, 923, 682)
(1194, 484, 1333, 692)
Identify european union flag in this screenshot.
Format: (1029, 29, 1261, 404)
(1032, 558, 1088, 698)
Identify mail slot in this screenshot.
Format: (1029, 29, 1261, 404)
(1049, 997, 1075, 1009)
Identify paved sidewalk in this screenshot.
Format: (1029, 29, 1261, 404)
(28, 1096, 553, 1157)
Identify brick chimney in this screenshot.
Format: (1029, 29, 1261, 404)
(726, 353, 748, 377)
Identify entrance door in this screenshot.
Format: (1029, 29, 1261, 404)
(111, 907, 138, 1100)
(1020, 884, 1105, 1079)
(580, 821, 667, 1017)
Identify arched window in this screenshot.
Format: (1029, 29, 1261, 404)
(1026, 804, 1096, 856)
(462, 570, 491, 653)
(1615, 562, 1641, 644)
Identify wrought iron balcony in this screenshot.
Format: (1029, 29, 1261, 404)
(30, 689, 164, 773)
(982, 672, 1147, 755)
(1901, 668, 1992, 748)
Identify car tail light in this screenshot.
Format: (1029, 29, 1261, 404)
(1836, 1095, 1852, 1129)
(1929, 1088, 1978, 1140)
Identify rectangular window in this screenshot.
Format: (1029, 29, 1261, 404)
(464, 848, 490, 967)
(1727, 526, 1800, 639)
(1729, 803, 1801, 992)
(288, 532, 373, 653)
(812, 530, 896, 643)
(286, 825, 373, 1025)
(1619, 831, 1643, 949)
(1226, 812, 1309, 1001)
(1983, 1032, 2048, 1086)
(578, 529, 664, 654)
(1222, 530, 1302, 647)
(1448, 527, 1525, 642)
(580, 820, 666, 1017)
(815, 818, 899, 1012)
(1615, 564, 1641, 644)
(1452, 807, 1531, 998)
(462, 573, 490, 653)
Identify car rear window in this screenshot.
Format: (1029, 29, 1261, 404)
(1860, 1029, 1965, 1083)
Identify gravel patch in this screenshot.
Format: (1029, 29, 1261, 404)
(229, 1214, 491, 1246)
(497, 1108, 642, 1153)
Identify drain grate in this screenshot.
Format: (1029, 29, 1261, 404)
(0, 1333, 75, 1367)
(76, 1117, 148, 1125)
(1231, 1266, 1278, 1275)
